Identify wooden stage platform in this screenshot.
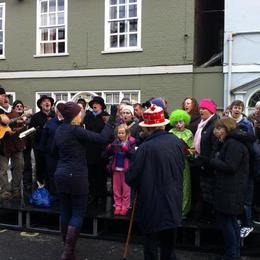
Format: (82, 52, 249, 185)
(0, 196, 259, 255)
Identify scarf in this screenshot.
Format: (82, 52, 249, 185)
(193, 114, 214, 155)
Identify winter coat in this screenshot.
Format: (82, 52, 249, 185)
(210, 130, 249, 215)
(187, 112, 201, 135)
(30, 110, 55, 150)
(83, 110, 110, 164)
(126, 130, 185, 234)
(0, 109, 26, 156)
(53, 120, 114, 195)
(106, 136, 136, 172)
(192, 114, 219, 203)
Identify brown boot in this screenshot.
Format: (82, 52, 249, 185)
(61, 225, 80, 260)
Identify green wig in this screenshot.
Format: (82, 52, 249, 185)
(169, 109, 191, 126)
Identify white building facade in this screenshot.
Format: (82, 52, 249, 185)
(224, 0, 260, 113)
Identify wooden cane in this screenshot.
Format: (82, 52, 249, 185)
(122, 194, 137, 260)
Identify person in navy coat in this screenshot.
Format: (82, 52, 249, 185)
(53, 101, 116, 260)
(126, 104, 185, 260)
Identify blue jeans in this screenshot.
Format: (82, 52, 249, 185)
(59, 193, 88, 229)
(144, 228, 177, 260)
(216, 212, 240, 259)
(242, 176, 254, 227)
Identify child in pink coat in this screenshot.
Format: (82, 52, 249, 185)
(106, 124, 136, 215)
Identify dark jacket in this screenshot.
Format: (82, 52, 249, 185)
(210, 130, 249, 215)
(53, 120, 114, 195)
(193, 114, 219, 174)
(29, 110, 55, 150)
(187, 112, 200, 135)
(126, 130, 185, 234)
(0, 109, 26, 156)
(83, 110, 109, 164)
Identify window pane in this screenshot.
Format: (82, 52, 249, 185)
(58, 13, 64, 25)
(129, 4, 137, 17)
(110, 35, 118, 47)
(41, 14, 47, 26)
(110, 6, 117, 19)
(41, 1, 48, 13)
(0, 32, 2, 43)
(129, 19, 137, 32)
(49, 0, 56, 12)
(58, 42, 65, 53)
(106, 94, 112, 104)
(41, 42, 56, 54)
(0, 20, 2, 31)
(129, 0, 137, 3)
(49, 14, 56, 25)
(41, 29, 48, 41)
(110, 0, 117, 4)
(129, 34, 137, 46)
(131, 93, 138, 103)
(58, 0, 64, 11)
(119, 21, 127, 33)
(58, 28, 65, 40)
(119, 6, 126, 18)
(0, 7, 2, 17)
(50, 28, 56, 40)
(113, 93, 120, 104)
(120, 35, 126, 47)
(0, 44, 3, 55)
(119, 0, 126, 3)
(110, 22, 118, 34)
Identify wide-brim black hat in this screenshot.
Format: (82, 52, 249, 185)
(37, 95, 54, 109)
(89, 96, 106, 110)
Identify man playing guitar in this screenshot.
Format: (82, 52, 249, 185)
(0, 86, 27, 200)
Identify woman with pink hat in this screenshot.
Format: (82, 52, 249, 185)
(191, 98, 219, 222)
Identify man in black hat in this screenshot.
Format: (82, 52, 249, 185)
(83, 96, 110, 209)
(29, 95, 55, 187)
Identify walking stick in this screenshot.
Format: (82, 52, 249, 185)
(123, 194, 137, 260)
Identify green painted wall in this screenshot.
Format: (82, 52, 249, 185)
(0, 69, 223, 113)
(0, 0, 194, 71)
(193, 67, 224, 109)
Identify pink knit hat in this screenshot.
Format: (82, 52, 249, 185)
(199, 99, 217, 114)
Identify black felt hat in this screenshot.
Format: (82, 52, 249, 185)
(89, 96, 106, 110)
(37, 95, 54, 109)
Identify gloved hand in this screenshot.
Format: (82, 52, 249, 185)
(121, 145, 128, 151)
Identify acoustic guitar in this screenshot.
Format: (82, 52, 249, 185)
(0, 112, 30, 139)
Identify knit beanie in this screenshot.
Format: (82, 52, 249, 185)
(57, 101, 81, 121)
(199, 98, 217, 114)
(150, 97, 166, 110)
(122, 105, 134, 115)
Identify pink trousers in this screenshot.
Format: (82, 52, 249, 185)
(113, 171, 131, 210)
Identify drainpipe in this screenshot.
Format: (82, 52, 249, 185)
(226, 32, 233, 108)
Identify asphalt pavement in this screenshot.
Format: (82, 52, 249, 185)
(0, 229, 259, 260)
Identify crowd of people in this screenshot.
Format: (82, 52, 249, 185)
(0, 83, 260, 260)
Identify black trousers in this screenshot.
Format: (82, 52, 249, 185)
(144, 228, 177, 260)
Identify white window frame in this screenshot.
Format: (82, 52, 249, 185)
(35, 90, 140, 111)
(103, 0, 142, 53)
(35, 0, 68, 57)
(0, 3, 6, 59)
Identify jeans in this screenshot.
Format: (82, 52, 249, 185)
(59, 193, 88, 229)
(144, 228, 177, 260)
(242, 176, 254, 227)
(216, 212, 240, 259)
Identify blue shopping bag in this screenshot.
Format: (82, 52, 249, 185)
(29, 183, 53, 208)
